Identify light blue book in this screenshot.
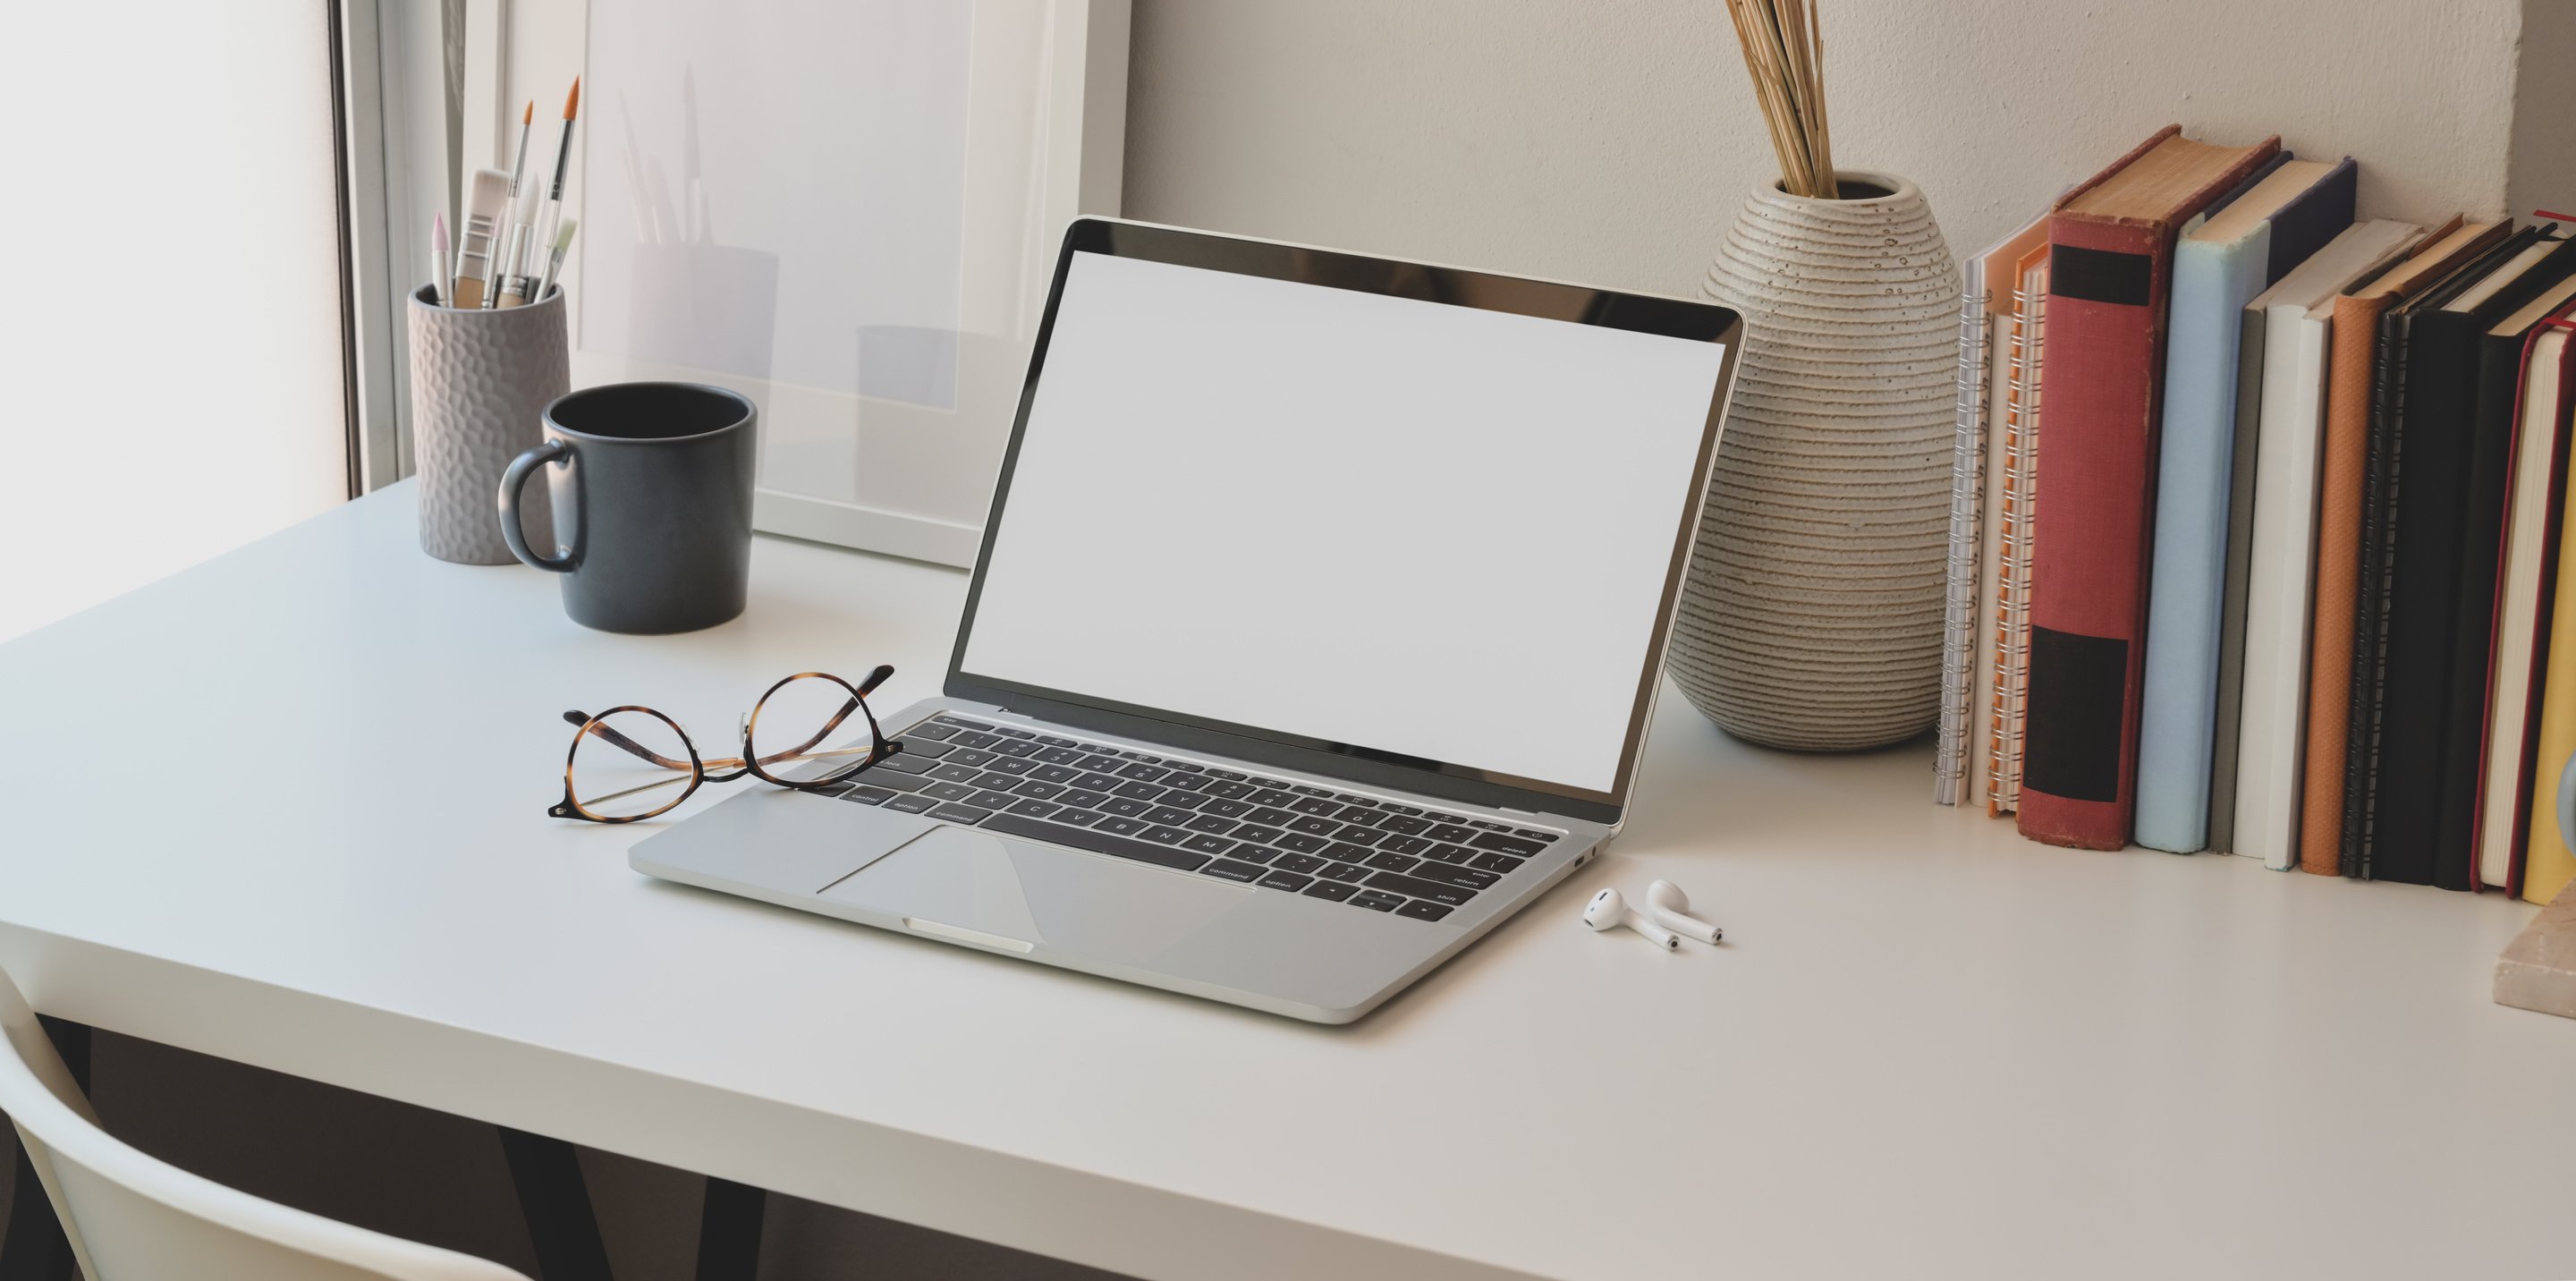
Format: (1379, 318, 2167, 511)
(2134, 156, 2356, 853)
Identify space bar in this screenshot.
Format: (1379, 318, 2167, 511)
(982, 813, 1210, 871)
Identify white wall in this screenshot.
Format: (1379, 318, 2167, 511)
(1124, 0, 2526, 299)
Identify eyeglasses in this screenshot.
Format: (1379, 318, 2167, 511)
(549, 666, 903, 823)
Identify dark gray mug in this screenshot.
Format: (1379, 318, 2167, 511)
(499, 382, 758, 633)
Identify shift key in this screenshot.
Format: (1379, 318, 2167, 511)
(1362, 870, 1477, 907)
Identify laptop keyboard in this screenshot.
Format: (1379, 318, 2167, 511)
(804, 715, 1561, 923)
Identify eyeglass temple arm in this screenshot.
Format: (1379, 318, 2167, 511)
(561, 710, 696, 772)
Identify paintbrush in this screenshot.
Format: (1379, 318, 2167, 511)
(533, 216, 578, 304)
(430, 213, 451, 305)
(451, 167, 510, 310)
(534, 78, 580, 275)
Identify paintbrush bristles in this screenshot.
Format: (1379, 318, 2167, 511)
(562, 76, 580, 121)
(522, 99, 534, 125)
(1723, 0, 1837, 199)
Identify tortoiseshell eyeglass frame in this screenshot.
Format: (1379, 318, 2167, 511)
(548, 665, 904, 823)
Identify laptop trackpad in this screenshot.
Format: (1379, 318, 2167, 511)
(816, 825, 1254, 961)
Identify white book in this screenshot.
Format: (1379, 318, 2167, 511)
(2232, 220, 2426, 869)
(2477, 288, 2576, 887)
(1964, 213, 2049, 813)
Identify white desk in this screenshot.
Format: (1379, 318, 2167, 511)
(1, 485, 2570, 1280)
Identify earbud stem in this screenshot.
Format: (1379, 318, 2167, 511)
(1648, 904, 1721, 945)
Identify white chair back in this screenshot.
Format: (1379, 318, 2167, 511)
(0, 966, 530, 1281)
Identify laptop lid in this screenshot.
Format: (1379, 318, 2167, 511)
(945, 218, 1741, 826)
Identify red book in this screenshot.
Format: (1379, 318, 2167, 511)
(2017, 126, 2281, 850)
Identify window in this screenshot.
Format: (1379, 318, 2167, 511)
(0, 7, 351, 642)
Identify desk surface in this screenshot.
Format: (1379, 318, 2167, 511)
(2, 485, 2571, 1281)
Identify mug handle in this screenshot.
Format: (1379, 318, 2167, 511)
(499, 439, 576, 573)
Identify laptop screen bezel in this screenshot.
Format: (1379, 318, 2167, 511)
(943, 217, 1741, 826)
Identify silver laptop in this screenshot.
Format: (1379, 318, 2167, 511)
(631, 218, 1741, 1022)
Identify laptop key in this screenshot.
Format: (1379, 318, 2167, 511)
(1470, 832, 1546, 857)
(1113, 782, 1165, 802)
(864, 771, 928, 793)
(1468, 819, 1505, 830)
(1059, 789, 1109, 809)
(1077, 755, 1123, 772)
(1230, 845, 1280, 866)
(949, 731, 1000, 749)
(990, 740, 1040, 759)
(908, 723, 960, 741)
(1258, 870, 1314, 893)
(1272, 852, 1325, 874)
(930, 803, 995, 824)
(900, 740, 956, 759)
(1233, 824, 1285, 844)
(964, 790, 1019, 810)
(1203, 781, 1256, 800)
(1139, 825, 1191, 846)
(1276, 833, 1328, 853)
(877, 754, 939, 776)
(1185, 814, 1236, 835)
(1196, 860, 1264, 883)
(1115, 763, 1169, 782)
(1053, 809, 1106, 827)
(982, 812, 1209, 872)
(1246, 789, 1295, 808)
(1287, 816, 1339, 836)
(1013, 781, 1066, 800)
(1142, 806, 1196, 826)
(933, 717, 992, 730)
(1243, 806, 1297, 826)
(1405, 861, 1500, 890)
(922, 782, 978, 802)
(1093, 815, 1148, 836)
(1208, 768, 1247, 780)
(987, 759, 1038, 776)
(946, 748, 997, 768)
(1380, 803, 1422, 816)
(1159, 773, 1213, 793)
(1377, 815, 1430, 836)
(1322, 841, 1373, 864)
(1007, 799, 1062, 819)
(886, 793, 938, 813)
(1198, 798, 1252, 819)
(1421, 843, 1474, 864)
(1317, 861, 1369, 883)
(1152, 791, 1206, 811)
(994, 727, 1037, 739)
(1335, 826, 1386, 846)
(1302, 880, 1359, 902)
(1377, 835, 1433, 856)
(1036, 735, 1078, 748)
(1100, 797, 1152, 817)
(970, 771, 1021, 790)
(929, 764, 980, 784)
(1352, 890, 1406, 912)
(1422, 824, 1475, 844)
(1365, 851, 1421, 873)
(1072, 773, 1122, 792)
(1363, 871, 1474, 906)
(1470, 852, 1525, 874)
(1030, 765, 1081, 784)
(1513, 828, 1555, 840)
(1291, 785, 1332, 796)
(1163, 759, 1206, 773)
(1181, 834, 1235, 857)
(1335, 805, 1381, 824)
(1396, 900, 1453, 922)
(1290, 797, 1341, 816)
(840, 785, 894, 806)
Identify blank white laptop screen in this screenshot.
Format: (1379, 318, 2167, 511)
(959, 250, 1730, 795)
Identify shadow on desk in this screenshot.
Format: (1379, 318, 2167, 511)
(0, 1028, 1137, 1281)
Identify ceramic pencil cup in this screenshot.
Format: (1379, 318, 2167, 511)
(406, 284, 569, 564)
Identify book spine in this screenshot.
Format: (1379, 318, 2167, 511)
(2236, 309, 2334, 870)
(2436, 335, 2546, 888)
(2300, 294, 2392, 873)
(2135, 233, 2268, 853)
(2514, 327, 2576, 899)
(1936, 262, 1992, 805)
(2018, 218, 2175, 850)
(2340, 309, 2412, 880)
(1989, 273, 2047, 816)
(2205, 301, 2272, 856)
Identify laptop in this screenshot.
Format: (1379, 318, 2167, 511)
(631, 217, 1741, 1022)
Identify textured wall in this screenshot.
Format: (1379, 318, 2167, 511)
(1124, 0, 2525, 296)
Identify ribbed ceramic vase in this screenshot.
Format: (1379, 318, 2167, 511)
(1671, 172, 1959, 751)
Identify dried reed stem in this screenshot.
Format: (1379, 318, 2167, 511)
(1723, 0, 1836, 199)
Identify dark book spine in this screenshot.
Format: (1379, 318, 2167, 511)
(2205, 305, 2271, 854)
(2342, 309, 2411, 879)
(2435, 333, 2553, 888)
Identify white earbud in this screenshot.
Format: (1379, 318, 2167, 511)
(1641, 879, 1722, 945)
(1581, 887, 1679, 950)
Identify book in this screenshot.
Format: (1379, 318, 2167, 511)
(1936, 250, 1991, 807)
(2439, 273, 2576, 888)
(1960, 215, 2051, 813)
(1985, 239, 2053, 816)
(2341, 230, 2571, 886)
(2017, 126, 2279, 850)
(2229, 220, 2428, 870)
(2477, 305, 2576, 893)
(2298, 218, 2505, 874)
(1936, 214, 2050, 803)
(2524, 337, 2576, 903)
(2133, 157, 2355, 853)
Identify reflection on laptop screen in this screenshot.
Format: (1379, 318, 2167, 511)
(958, 250, 1730, 795)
